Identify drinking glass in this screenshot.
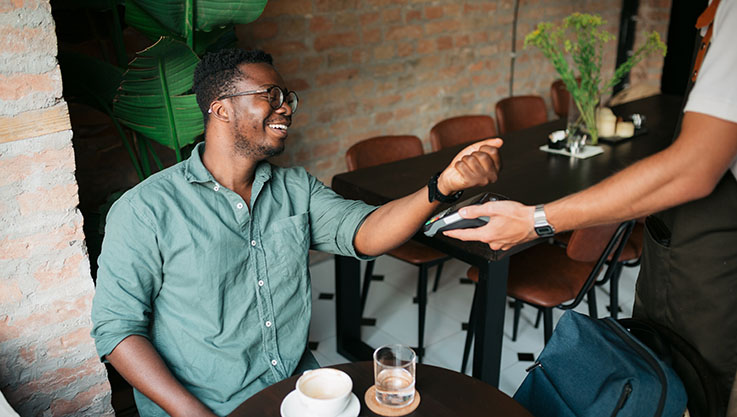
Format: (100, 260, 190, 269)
(567, 131, 588, 154)
(373, 344, 416, 407)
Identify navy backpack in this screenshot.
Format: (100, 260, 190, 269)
(513, 310, 688, 417)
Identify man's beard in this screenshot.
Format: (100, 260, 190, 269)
(233, 118, 285, 159)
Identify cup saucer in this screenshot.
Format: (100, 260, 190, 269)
(280, 390, 360, 417)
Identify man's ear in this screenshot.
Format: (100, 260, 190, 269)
(209, 101, 230, 122)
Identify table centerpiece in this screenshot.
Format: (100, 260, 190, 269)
(524, 12, 666, 145)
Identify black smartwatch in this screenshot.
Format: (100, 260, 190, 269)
(533, 204, 556, 237)
(427, 171, 463, 203)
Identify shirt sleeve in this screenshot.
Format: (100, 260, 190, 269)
(306, 173, 378, 259)
(683, 0, 737, 124)
(90, 196, 164, 360)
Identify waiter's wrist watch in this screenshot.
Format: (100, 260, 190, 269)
(427, 171, 463, 203)
(533, 204, 556, 237)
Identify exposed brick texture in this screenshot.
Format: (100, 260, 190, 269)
(237, 0, 671, 184)
(0, 1, 113, 415)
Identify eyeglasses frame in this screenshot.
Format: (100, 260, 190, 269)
(215, 86, 298, 112)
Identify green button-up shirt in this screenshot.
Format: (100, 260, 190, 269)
(91, 143, 376, 416)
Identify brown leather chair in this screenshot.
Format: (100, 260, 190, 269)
(345, 135, 449, 362)
(460, 220, 636, 373)
(553, 218, 644, 319)
(550, 79, 571, 119)
(429, 115, 498, 152)
(494, 95, 548, 134)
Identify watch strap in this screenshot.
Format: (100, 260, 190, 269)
(533, 204, 556, 237)
(428, 172, 463, 203)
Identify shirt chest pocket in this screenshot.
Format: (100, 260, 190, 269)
(263, 212, 310, 279)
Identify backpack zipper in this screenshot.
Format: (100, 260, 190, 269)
(602, 319, 667, 417)
(609, 382, 633, 417)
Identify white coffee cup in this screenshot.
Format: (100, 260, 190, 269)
(295, 368, 353, 416)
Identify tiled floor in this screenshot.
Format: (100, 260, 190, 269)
(307, 253, 640, 397)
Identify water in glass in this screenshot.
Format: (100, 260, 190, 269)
(375, 367, 415, 407)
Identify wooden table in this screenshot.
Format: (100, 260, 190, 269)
(330, 94, 684, 387)
(228, 362, 533, 416)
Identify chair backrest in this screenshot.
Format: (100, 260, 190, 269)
(429, 115, 497, 152)
(494, 95, 547, 134)
(345, 135, 424, 171)
(566, 223, 623, 263)
(560, 220, 636, 310)
(550, 79, 571, 119)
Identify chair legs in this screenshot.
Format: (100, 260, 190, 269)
(416, 264, 429, 363)
(512, 299, 523, 342)
(360, 259, 446, 363)
(461, 284, 479, 374)
(587, 287, 598, 319)
(608, 262, 623, 319)
(543, 308, 553, 344)
(359, 260, 376, 316)
(431, 261, 445, 292)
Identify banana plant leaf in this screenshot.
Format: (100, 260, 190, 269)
(59, 51, 124, 111)
(59, 51, 146, 180)
(125, 0, 267, 53)
(112, 37, 203, 154)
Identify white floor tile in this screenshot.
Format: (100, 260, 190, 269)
(427, 278, 476, 323)
(361, 325, 403, 350)
(312, 336, 351, 367)
(373, 300, 461, 348)
(499, 361, 532, 396)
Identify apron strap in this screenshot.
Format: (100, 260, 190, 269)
(691, 0, 721, 81)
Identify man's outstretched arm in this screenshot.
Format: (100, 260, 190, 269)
(444, 111, 737, 250)
(353, 138, 503, 256)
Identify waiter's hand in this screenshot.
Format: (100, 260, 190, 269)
(443, 200, 537, 250)
(437, 138, 503, 195)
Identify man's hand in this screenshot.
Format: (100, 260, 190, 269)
(436, 138, 503, 195)
(442, 200, 537, 251)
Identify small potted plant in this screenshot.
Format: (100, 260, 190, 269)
(524, 13, 666, 145)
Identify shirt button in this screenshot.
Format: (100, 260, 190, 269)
(213, 185, 220, 191)
(271, 359, 278, 366)
(258, 280, 264, 287)
(251, 240, 257, 247)
(236, 203, 244, 209)
(265, 321, 272, 327)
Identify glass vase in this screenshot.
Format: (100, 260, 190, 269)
(566, 95, 588, 153)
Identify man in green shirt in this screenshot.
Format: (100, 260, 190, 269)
(91, 48, 502, 416)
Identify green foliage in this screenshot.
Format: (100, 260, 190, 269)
(524, 13, 667, 144)
(112, 37, 203, 162)
(125, 0, 266, 53)
(59, 0, 268, 176)
(58, 51, 145, 180)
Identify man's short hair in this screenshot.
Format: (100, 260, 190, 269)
(192, 48, 274, 123)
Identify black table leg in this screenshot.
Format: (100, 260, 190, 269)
(472, 258, 510, 387)
(334, 254, 374, 361)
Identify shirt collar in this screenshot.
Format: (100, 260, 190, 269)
(184, 142, 273, 184)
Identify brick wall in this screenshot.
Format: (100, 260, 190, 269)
(237, 0, 671, 184)
(0, 0, 113, 415)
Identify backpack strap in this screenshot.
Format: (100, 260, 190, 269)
(691, 0, 721, 81)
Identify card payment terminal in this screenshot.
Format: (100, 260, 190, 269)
(423, 192, 506, 237)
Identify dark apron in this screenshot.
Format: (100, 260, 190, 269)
(635, 173, 737, 408)
(634, 2, 737, 407)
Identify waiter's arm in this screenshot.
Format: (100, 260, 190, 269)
(444, 111, 737, 250)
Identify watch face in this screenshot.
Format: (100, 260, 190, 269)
(535, 225, 554, 237)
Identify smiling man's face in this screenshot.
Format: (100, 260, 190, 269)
(227, 62, 293, 160)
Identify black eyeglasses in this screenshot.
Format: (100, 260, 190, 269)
(217, 86, 299, 113)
